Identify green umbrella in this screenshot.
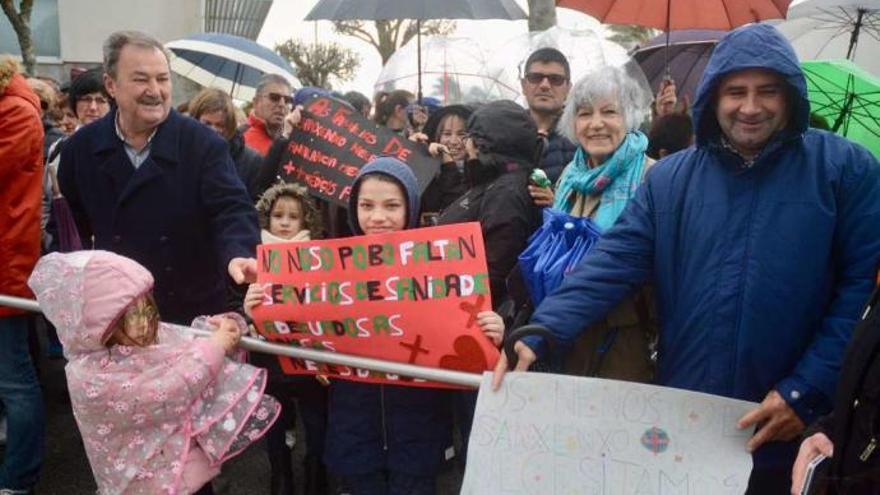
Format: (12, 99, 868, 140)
(801, 59, 880, 158)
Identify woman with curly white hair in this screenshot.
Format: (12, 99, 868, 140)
(532, 65, 653, 225)
(530, 65, 657, 382)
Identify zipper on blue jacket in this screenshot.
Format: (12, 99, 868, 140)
(380, 385, 388, 451)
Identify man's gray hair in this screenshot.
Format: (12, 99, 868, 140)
(103, 30, 170, 79)
(255, 74, 293, 96)
(558, 65, 650, 143)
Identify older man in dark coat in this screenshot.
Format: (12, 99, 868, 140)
(59, 30, 258, 324)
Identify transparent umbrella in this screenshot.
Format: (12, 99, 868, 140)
(775, 0, 880, 77)
(489, 26, 653, 115)
(374, 35, 520, 104)
(305, 0, 526, 100)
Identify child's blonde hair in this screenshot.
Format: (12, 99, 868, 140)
(255, 182, 323, 238)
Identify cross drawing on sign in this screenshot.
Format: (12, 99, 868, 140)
(283, 160, 296, 175)
(399, 335, 429, 364)
(460, 295, 486, 328)
(640, 427, 671, 454)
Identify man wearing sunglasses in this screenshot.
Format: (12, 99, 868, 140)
(520, 48, 577, 185)
(242, 73, 293, 156)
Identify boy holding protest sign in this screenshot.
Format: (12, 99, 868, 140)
(247, 157, 504, 494)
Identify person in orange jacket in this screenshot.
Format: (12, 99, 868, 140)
(241, 74, 293, 156)
(0, 57, 46, 495)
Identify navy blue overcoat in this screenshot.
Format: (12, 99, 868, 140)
(59, 109, 259, 324)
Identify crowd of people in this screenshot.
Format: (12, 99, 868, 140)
(2, 21, 879, 495)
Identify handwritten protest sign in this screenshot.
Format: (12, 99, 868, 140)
(462, 373, 757, 495)
(251, 223, 500, 388)
(280, 96, 440, 206)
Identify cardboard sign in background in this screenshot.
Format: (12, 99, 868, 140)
(280, 96, 440, 206)
(462, 373, 757, 494)
(252, 223, 500, 388)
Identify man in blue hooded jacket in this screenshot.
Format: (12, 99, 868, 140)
(495, 23, 880, 492)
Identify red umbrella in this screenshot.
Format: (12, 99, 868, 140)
(556, 0, 792, 31)
(557, 0, 793, 78)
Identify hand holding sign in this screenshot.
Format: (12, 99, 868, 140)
(281, 105, 303, 139)
(737, 389, 806, 452)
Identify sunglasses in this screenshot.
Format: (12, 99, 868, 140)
(524, 72, 568, 87)
(265, 92, 293, 105)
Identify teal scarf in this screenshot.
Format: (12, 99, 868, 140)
(553, 131, 649, 231)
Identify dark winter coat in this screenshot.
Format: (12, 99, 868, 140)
(809, 286, 880, 493)
(438, 100, 542, 309)
(526, 24, 880, 470)
(228, 129, 262, 201)
(43, 117, 65, 158)
(58, 108, 259, 324)
(539, 125, 577, 185)
(324, 158, 454, 477)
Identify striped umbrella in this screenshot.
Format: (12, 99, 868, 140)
(165, 32, 300, 101)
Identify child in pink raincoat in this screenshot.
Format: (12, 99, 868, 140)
(27, 250, 281, 495)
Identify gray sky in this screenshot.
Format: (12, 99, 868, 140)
(257, 1, 609, 96)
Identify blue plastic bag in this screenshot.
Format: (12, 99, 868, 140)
(517, 208, 602, 306)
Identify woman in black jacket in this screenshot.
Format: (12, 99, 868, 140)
(189, 88, 262, 200)
(413, 104, 473, 222)
(436, 100, 542, 457)
(792, 286, 880, 494)
(438, 100, 542, 308)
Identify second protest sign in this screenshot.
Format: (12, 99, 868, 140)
(281, 96, 440, 206)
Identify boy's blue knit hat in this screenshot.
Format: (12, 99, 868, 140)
(347, 157, 421, 235)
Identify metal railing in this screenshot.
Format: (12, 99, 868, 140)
(0, 294, 483, 389)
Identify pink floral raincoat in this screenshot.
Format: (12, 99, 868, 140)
(28, 250, 281, 494)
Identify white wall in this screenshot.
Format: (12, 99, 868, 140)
(57, 0, 203, 63)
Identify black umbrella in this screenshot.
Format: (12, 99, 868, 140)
(305, 0, 527, 100)
(632, 29, 724, 99)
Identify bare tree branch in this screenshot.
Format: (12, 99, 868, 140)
(333, 19, 457, 64)
(606, 24, 657, 51)
(276, 38, 360, 90)
(332, 20, 380, 51)
(1, 0, 35, 75)
(527, 0, 556, 31)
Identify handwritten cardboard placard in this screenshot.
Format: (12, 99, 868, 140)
(279, 96, 440, 206)
(462, 373, 757, 494)
(252, 222, 500, 388)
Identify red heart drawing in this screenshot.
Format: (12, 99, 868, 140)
(439, 335, 489, 374)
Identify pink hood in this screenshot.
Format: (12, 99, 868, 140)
(30, 251, 154, 357)
(28, 251, 280, 494)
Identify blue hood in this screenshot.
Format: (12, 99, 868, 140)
(347, 157, 421, 235)
(692, 23, 810, 148)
